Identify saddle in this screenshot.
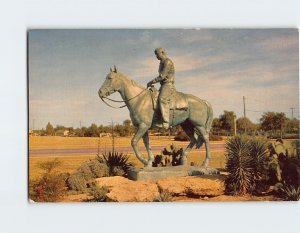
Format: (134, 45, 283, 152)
(149, 86, 188, 111)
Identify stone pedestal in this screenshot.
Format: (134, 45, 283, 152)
(128, 165, 219, 181)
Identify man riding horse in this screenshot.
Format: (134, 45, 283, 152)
(147, 48, 175, 130)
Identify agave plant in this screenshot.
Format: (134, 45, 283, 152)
(280, 183, 300, 201)
(98, 152, 134, 177)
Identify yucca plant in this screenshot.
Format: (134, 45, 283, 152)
(225, 136, 270, 195)
(280, 183, 300, 201)
(225, 136, 254, 195)
(249, 138, 270, 192)
(98, 152, 134, 177)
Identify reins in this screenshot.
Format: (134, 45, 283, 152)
(100, 88, 149, 109)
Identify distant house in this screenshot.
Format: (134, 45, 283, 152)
(55, 130, 69, 137)
(29, 129, 38, 136)
(99, 133, 112, 137)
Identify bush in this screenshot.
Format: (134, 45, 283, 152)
(66, 159, 109, 191)
(225, 136, 269, 195)
(66, 172, 86, 191)
(154, 190, 173, 202)
(99, 152, 134, 177)
(29, 158, 67, 202)
(88, 185, 110, 202)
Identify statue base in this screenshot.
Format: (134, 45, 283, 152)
(127, 165, 220, 181)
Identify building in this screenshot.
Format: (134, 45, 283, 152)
(55, 130, 69, 137)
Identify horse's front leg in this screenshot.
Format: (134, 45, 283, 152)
(131, 123, 149, 167)
(142, 131, 154, 167)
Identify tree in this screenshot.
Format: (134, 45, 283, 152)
(123, 119, 132, 136)
(46, 122, 54, 136)
(236, 117, 257, 134)
(85, 123, 99, 137)
(211, 118, 221, 135)
(219, 111, 236, 135)
(260, 112, 288, 137)
(285, 118, 300, 134)
(55, 125, 66, 131)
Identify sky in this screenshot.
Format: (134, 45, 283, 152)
(28, 29, 299, 129)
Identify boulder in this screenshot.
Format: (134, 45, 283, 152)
(157, 175, 225, 197)
(95, 174, 225, 202)
(95, 176, 160, 202)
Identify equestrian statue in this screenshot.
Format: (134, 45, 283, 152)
(98, 48, 213, 168)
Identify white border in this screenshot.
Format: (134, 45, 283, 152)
(0, 1, 299, 233)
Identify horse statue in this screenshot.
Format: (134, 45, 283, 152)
(98, 66, 213, 168)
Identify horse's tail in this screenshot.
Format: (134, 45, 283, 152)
(203, 100, 213, 133)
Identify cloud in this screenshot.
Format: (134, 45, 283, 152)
(128, 52, 225, 83)
(260, 35, 299, 51)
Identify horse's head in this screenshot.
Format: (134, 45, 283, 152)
(98, 66, 123, 98)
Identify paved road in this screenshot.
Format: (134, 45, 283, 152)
(29, 143, 225, 156)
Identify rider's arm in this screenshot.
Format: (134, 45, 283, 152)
(153, 60, 171, 83)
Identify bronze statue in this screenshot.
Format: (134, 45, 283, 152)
(98, 63, 213, 168)
(147, 48, 175, 129)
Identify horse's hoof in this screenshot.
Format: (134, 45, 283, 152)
(144, 162, 152, 168)
(180, 156, 188, 165)
(202, 160, 209, 167)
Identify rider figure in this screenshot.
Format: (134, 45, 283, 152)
(147, 48, 175, 129)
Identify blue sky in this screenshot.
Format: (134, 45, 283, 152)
(28, 29, 299, 129)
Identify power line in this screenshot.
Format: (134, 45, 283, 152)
(247, 109, 296, 114)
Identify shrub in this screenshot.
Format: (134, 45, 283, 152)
(66, 172, 86, 191)
(154, 190, 173, 202)
(99, 152, 134, 177)
(225, 136, 269, 195)
(29, 158, 67, 202)
(88, 185, 110, 202)
(66, 159, 109, 191)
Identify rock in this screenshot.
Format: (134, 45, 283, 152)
(95, 174, 225, 202)
(95, 176, 160, 202)
(157, 175, 225, 197)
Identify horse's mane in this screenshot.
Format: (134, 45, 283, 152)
(119, 73, 146, 90)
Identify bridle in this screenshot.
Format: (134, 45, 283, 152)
(100, 87, 149, 109)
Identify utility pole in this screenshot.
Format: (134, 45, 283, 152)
(290, 108, 294, 119)
(243, 96, 246, 118)
(233, 115, 237, 136)
(79, 121, 82, 128)
(33, 119, 35, 131)
(243, 96, 246, 134)
(110, 119, 115, 153)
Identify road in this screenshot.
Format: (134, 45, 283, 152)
(29, 143, 225, 156)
